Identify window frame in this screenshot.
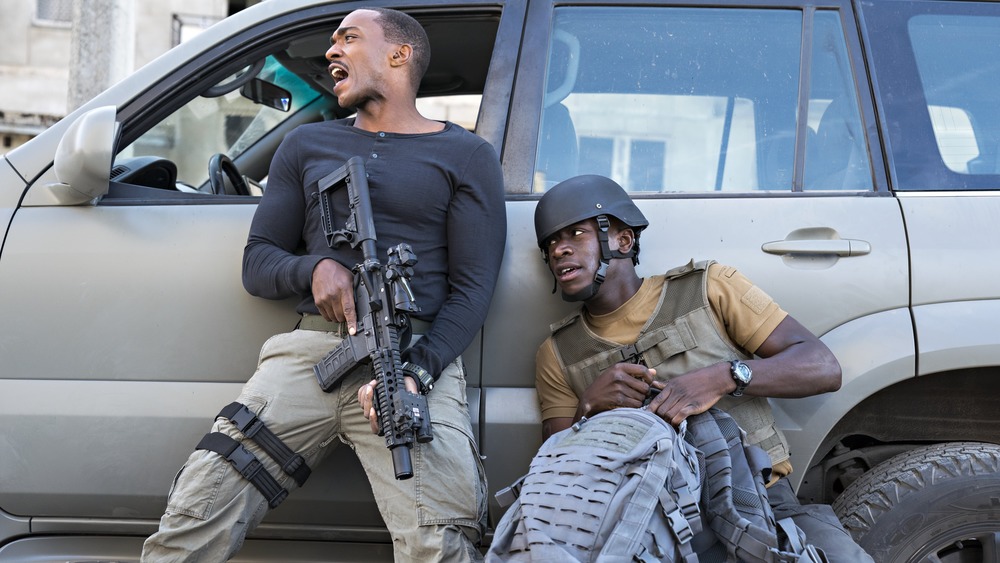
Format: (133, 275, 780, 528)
(860, 0, 1000, 191)
(504, 0, 888, 197)
(100, 1, 518, 205)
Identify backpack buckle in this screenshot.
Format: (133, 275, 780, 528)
(665, 510, 695, 544)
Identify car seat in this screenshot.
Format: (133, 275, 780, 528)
(534, 102, 580, 190)
(806, 97, 870, 190)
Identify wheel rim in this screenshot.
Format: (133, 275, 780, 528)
(914, 527, 1000, 563)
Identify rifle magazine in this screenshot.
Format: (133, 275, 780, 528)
(314, 337, 363, 392)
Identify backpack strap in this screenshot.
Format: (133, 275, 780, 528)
(687, 409, 780, 562)
(600, 416, 702, 563)
(777, 518, 830, 563)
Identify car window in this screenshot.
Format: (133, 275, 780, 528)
(118, 55, 321, 193)
(862, 0, 1000, 190)
(803, 11, 872, 191)
(532, 6, 872, 194)
(102, 11, 498, 201)
(910, 12, 1000, 179)
(417, 94, 481, 131)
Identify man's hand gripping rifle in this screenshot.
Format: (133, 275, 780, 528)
(313, 156, 432, 480)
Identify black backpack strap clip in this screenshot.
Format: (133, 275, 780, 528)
(217, 402, 311, 487)
(196, 432, 288, 509)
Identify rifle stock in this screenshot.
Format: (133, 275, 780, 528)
(313, 156, 431, 480)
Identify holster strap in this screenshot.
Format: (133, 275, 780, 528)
(196, 432, 288, 509)
(217, 402, 311, 487)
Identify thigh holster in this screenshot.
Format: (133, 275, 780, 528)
(196, 432, 288, 508)
(196, 402, 312, 509)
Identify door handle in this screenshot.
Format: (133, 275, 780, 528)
(761, 239, 871, 257)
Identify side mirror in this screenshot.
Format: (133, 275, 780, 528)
(32, 105, 119, 205)
(240, 78, 292, 112)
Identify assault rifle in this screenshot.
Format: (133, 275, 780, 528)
(313, 156, 432, 480)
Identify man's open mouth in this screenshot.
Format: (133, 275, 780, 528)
(556, 266, 580, 281)
(330, 66, 348, 84)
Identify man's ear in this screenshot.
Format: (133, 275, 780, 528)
(389, 44, 413, 67)
(614, 228, 636, 254)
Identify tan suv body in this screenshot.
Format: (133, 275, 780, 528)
(2, 0, 1000, 561)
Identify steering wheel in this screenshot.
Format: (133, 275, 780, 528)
(208, 153, 250, 196)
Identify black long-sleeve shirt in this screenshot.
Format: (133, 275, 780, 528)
(243, 118, 506, 377)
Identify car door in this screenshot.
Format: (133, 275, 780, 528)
(860, 0, 1000, 378)
(482, 0, 912, 504)
(0, 0, 519, 541)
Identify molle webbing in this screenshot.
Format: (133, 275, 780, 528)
(552, 264, 706, 384)
(550, 262, 790, 464)
(487, 408, 704, 562)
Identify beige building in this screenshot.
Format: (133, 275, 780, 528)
(0, 0, 250, 153)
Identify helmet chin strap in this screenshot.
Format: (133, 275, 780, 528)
(561, 215, 616, 303)
(561, 260, 607, 302)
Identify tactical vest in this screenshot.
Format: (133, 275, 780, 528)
(549, 260, 790, 464)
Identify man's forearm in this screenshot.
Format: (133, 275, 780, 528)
(242, 243, 322, 299)
(741, 343, 842, 398)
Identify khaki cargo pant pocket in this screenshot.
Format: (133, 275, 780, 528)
(164, 394, 270, 520)
(416, 419, 488, 535)
(163, 450, 230, 520)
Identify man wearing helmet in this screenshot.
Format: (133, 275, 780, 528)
(531, 175, 873, 561)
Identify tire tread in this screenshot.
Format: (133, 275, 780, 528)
(832, 442, 1000, 541)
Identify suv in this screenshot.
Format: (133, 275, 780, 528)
(2, 0, 1000, 561)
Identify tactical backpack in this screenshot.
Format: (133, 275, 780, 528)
(486, 407, 827, 563)
(486, 407, 708, 562)
(686, 408, 827, 563)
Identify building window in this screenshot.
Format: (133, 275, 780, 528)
(172, 14, 224, 47)
(628, 140, 666, 192)
(579, 137, 614, 179)
(35, 0, 72, 26)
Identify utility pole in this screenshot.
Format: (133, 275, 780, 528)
(67, 0, 135, 112)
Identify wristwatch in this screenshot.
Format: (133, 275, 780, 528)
(402, 361, 434, 395)
(729, 359, 752, 397)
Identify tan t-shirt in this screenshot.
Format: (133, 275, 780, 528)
(535, 263, 792, 477)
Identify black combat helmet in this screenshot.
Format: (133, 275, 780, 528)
(534, 174, 648, 251)
(533, 175, 649, 301)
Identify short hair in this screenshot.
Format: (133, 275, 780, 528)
(368, 7, 431, 91)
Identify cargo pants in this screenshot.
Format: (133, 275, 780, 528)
(141, 326, 488, 563)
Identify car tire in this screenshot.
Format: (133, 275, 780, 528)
(832, 441, 1000, 563)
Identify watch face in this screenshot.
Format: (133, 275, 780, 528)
(733, 361, 752, 382)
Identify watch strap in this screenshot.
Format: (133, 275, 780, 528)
(402, 361, 434, 394)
